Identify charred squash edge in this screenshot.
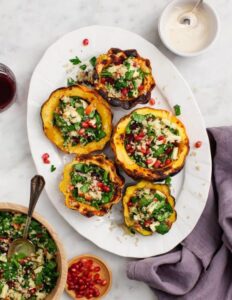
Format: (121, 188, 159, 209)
(111, 107, 189, 181)
(93, 48, 156, 110)
(59, 154, 125, 217)
(123, 181, 177, 236)
(41, 85, 113, 154)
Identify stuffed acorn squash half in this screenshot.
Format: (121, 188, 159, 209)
(111, 108, 189, 181)
(93, 48, 155, 109)
(123, 181, 176, 235)
(41, 85, 112, 154)
(60, 154, 124, 217)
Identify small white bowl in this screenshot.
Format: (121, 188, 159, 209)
(158, 0, 220, 57)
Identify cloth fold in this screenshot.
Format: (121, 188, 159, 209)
(127, 127, 232, 300)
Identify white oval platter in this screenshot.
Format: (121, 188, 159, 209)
(27, 25, 211, 258)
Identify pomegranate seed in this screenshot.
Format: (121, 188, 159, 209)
(138, 85, 144, 91)
(94, 273, 100, 280)
(121, 88, 128, 96)
(83, 38, 89, 46)
(154, 160, 161, 168)
(96, 279, 102, 284)
(103, 185, 110, 192)
(101, 279, 107, 286)
(195, 141, 202, 148)
(79, 128, 85, 135)
(158, 135, 164, 141)
(166, 147, 173, 154)
(93, 289, 100, 297)
(146, 159, 153, 165)
(82, 121, 89, 128)
(165, 158, 171, 165)
(149, 98, 155, 105)
(42, 153, 49, 160)
(140, 147, 147, 154)
(42, 153, 50, 164)
(101, 78, 106, 84)
(94, 266, 100, 272)
(97, 182, 104, 188)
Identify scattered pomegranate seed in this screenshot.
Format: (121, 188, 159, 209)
(149, 98, 155, 106)
(127, 201, 133, 207)
(42, 153, 50, 164)
(83, 38, 89, 46)
(195, 141, 202, 148)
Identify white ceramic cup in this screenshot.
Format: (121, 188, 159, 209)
(158, 0, 220, 57)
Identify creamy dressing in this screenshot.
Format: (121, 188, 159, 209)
(164, 3, 214, 53)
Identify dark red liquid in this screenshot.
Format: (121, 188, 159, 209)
(0, 73, 16, 111)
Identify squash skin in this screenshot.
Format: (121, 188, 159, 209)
(123, 181, 177, 235)
(93, 48, 155, 110)
(41, 85, 112, 154)
(111, 107, 189, 181)
(59, 154, 124, 217)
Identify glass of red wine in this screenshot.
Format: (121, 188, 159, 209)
(0, 63, 16, 112)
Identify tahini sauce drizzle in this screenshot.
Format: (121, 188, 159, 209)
(164, 4, 214, 53)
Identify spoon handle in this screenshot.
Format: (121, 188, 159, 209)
(192, 0, 203, 12)
(23, 175, 45, 239)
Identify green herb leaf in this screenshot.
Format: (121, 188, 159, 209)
(50, 165, 56, 172)
(155, 223, 170, 234)
(165, 176, 172, 186)
(67, 78, 76, 86)
(101, 70, 112, 77)
(132, 112, 145, 123)
(174, 104, 181, 116)
(89, 56, 97, 67)
(80, 64, 87, 70)
(69, 56, 81, 65)
(80, 183, 90, 193)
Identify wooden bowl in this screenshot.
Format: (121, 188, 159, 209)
(65, 254, 112, 300)
(0, 202, 67, 299)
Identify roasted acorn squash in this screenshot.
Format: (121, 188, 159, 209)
(41, 85, 112, 154)
(60, 154, 124, 217)
(123, 181, 177, 235)
(93, 48, 155, 109)
(111, 107, 189, 181)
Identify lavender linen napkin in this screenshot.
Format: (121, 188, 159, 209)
(127, 127, 232, 300)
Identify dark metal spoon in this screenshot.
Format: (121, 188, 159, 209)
(8, 175, 45, 258)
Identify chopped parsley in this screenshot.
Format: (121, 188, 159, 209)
(174, 104, 181, 116)
(50, 165, 56, 172)
(69, 56, 81, 65)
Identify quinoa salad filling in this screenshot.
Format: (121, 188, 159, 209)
(53, 96, 106, 146)
(124, 112, 181, 169)
(0, 212, 58, 300)
(99, 57, 150, 99)
(127, 188, 174, 234)
(70, 163, 114, 210)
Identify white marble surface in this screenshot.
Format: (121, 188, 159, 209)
(0, 0, 231, 299)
